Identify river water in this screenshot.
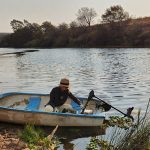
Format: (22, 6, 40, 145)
(0, 48, 150, 149)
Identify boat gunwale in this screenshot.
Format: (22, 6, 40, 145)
(0, 92, 87, 101)
(0, 92, 49, 99)
(0, 106, 105, 119)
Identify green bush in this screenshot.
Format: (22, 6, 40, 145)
(19, 124, 59, 149)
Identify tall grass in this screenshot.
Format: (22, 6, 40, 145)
(114, 99, 150, 150)
(87, 99, 150, 150)
(113, 117, 150, 149)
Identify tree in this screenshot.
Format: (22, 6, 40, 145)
(69, 21, 78, 29)
(10, 19, 24, 32)
(54, 23, 69, 47)
(41, 21, 56, 33)
(76, 7, 97, 27)
(23, 19, 32, 28)
(101, 5, 129, 24)
(58, 23, 68, 31)
(40, 21, 57, 47)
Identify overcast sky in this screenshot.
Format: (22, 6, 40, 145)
(0, 0, 150, 32)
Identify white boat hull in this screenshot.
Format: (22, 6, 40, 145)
(0, 92, 105, 127)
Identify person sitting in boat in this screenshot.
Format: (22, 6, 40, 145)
(45, 78, 83, 113)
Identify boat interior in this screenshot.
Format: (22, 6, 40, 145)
(0, 93, 104, 114)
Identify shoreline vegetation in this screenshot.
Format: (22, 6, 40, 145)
(0, 5, 150, 48)
(86, 100, 150, 150)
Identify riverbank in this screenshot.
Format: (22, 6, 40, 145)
(0, 123, 28, 150)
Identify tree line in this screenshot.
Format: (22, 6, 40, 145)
(0, 5, 150, 48)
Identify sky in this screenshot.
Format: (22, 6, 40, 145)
(0, 0, 150, 32)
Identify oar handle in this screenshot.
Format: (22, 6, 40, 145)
(94, 96, 131, 117)
(81, 99, 90, 114)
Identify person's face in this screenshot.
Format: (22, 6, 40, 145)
(60, 86, 68, 92)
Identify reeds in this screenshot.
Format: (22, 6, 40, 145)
(114, 99, 150, 150)
(87, 98, 150, 150)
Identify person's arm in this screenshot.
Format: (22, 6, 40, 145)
(68, 91, 81, 105)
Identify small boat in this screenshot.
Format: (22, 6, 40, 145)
(0, 92, 105, 127)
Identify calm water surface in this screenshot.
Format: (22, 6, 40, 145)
(0, 48, 150, 149)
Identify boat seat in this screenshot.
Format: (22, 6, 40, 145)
(26, 96, 41, 110)
(71, 101, 81, 111)
(71, 100, 94, 114)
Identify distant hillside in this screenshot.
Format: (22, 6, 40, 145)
(130, 17, 150, 25)
(0, 33, 10, 42)
(129, 17, 150, 32)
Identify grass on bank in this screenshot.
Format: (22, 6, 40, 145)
(19, 124, 59, 150)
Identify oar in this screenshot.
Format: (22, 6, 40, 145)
(81, 90, 95, 114)
(88, 90, 134, 121)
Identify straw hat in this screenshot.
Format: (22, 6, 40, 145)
(59, 78, 69, 88)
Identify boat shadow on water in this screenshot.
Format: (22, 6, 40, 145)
(44, 126, 106, 139)
(43, 126, 106, 150)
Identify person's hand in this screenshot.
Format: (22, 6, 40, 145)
(80, 104, 84, 109)
(44, 105, 54, 112)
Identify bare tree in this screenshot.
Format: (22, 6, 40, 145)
(101, 5, 129, 24)
(76, 7, 97, 27)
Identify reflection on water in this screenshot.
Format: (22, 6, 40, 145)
(43, 126, 105, 150)
(55, 127, 105, 139)
(0, 48, 150, 149)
